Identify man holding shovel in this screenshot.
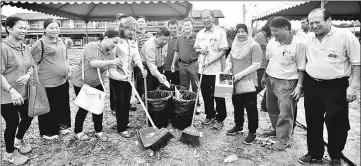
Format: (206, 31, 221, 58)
(141, 27, 171, 91)
(194, 9, 228, 130)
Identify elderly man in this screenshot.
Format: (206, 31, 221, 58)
(298, 8, 360, 166)
(261, 16, 306, 151)
(164, 19, 180, 85)
(296, 17, 312, 41)
(194, 9, 228, 130)
(141, 27, 170, 91)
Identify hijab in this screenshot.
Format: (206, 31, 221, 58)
(231, 24, 258, 60)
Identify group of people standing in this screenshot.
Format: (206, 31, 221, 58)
(1, 7, 359, 166)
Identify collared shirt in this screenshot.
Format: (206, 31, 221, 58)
(296, 29, 312, 42)
(254, 31, 272, 68)
(135, 30, 153, 53)
(31, 36, 68, 87)
(1, 38, 35, 104)
(164, 35, 179, 71)
(71, 41, 115, 88)
(194, 25, 228, 75)
(174, 32, 198, 63)
(266, 36, 307, 80)
(140, 36, 167, 78)
(110, 38, 142, 81)
(305, 26, 360, 80)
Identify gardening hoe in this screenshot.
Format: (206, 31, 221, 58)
(179, 63, 209, 147)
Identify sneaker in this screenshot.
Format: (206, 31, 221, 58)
(212, 121, 223, 130)
(298, 154, 323, 165)
(60, 128, 71, 135)
(74, 132, 90, 141)
(14, 138, 32, 154)
(95, 132, 108, 142)
(226, 126, 244, 135)
(202, 118, 214, 125)
(330, 159, 342, 166)
(3, 150, 29, 165)
(43, 135, 59, 140)
(244, 132, 256, 145)
(263, 129, 276, 137)
(271, 141, 289, 151)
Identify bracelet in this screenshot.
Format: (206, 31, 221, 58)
(297, 84, 303, 88)
(7, 86, 13, 92)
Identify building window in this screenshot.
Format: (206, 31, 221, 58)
(157, 21, 166, 27)
(106, 22, 117, 28)
(147, 21, 155, 27)
(74, 20, 85, 28)
(30, 21, 40, 28)
(61, 20, 70, 28)
(95, 22, 106, 28)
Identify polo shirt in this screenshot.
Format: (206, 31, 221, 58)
(254, 31, 272, 69)
(194, 25, 228, 75)
(174, 32, 198, 63)
(110, 38, 142, 82)
(164, 35, 179, 71)
(31, 37, 68, 87)
(1, 38, 35, 104)
(266, 36, 306, 80)
(140, 36, 167, 78)
(71, 41, 116, 88)
(296, 29, 313, 42)
(305, 26, 360, 80)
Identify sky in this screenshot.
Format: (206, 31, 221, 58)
(1, 1, 350, 30)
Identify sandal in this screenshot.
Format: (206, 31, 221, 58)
(95, 132, 108, 142)
(119, 131, 132, 138)
(75, 132, 90, 141)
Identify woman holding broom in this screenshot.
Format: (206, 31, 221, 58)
(222, 23, 262, 145)
(110, 16, 147, 138)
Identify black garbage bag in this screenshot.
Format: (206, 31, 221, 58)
(171, 90, 197, 130)
(142, 90, 172, 128)
(157, 84, 181, 92)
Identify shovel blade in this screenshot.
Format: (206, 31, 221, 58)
(138, 127, 158, 148)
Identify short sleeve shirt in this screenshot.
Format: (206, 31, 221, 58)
(194, 26, 228, 75)
(305, 26, 360, 79)
(71, 42, 116, 88)
(174, 32, 198, 63)
(1, 38, 35, 104)
(266, 36, 307, 80)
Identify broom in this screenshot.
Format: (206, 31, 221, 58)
(124, 67, 173, 150)
(179, 62, 209, 146)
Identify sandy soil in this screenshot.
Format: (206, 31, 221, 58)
(1, 48, 359, 166)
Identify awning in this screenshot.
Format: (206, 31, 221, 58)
(1, 0, 193, 22)
(252, 1, 361, 22)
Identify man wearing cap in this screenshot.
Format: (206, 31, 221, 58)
(298, 8, 360, 166)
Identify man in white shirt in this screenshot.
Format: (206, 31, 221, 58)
(296, 17, 312, 41)
(261, 16, 306, 151)
(194, 9, 228, 130)
(298, 8, 360, 166)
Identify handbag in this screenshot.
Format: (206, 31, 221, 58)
(28, 65, 50, 117)
(74, 49, 106, 115)
(233, 77, 256, 94)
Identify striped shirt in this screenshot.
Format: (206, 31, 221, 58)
(135, 30, 153, 53)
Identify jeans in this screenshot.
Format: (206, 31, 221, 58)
(200, 75, 227, 122)
(304, 73, 349, 160)
(179, 61, 199, 93)
(73, 85, 104, 134)
(232, 92, 258, 133)
(266, 76, 297, 143)
(110, 78, 132, 132)
(164, 71, 180, 86)
(39, 81, 71, 136)
(1, 100, 33, 153)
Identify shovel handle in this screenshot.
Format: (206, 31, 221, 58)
(144, 77, 148, 126)
(129, 80, 157, 129)
(191, 62, 208, 126)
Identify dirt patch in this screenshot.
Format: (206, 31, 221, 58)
(1, 48, 359, 166)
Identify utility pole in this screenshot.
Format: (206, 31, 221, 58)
(243, 4, 257, 24)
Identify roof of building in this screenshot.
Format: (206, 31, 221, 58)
(9, 13, 64, 21)
(192, 10, 224, 18)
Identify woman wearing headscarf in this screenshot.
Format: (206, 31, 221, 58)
(110, 17, 147, 138)
(71, 29, 122, 142)
(223, 24, 262, 145)
(1, 16, 35, 165)
(31, 18, 72, 140)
